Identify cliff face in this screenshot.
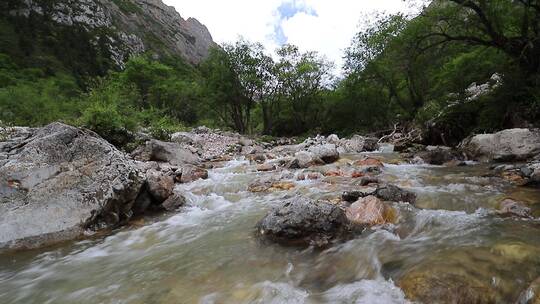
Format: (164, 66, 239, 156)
(5, 0, 215, 67)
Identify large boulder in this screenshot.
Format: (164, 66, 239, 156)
(132, 139, 200, 166)
(287, 151, 325, 169)
(308, 144, 340, 164)
(461, 128, 540, 162)
(0, 123, 144, 249)
(257, 198, 349, 247)
(417, 146, 462, 165)
(338, 135, 378, 153)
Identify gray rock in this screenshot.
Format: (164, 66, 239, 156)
(287, 151, 324, 169)
(339, 135, 378, 153)
(257, 198, 349, 247)
(308, 144, 339, 164)
(146, 169, 174, 203)
(417, 146, 461, 165)
(376, 184, 417, 203)
(461, 128, 540, 162)
(161, 192, 187, 211)
(498, 199, 532, 218)
(0, 122, 144, 249)
(131, 139, 200, 166)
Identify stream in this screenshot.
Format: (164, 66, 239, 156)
(1, 152, 540, 303)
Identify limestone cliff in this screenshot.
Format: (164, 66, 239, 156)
(4, 0, 215, 67)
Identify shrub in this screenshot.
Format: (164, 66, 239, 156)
(78, 81, 138, 146)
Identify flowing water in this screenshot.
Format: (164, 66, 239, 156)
(1, 153, 540, 303)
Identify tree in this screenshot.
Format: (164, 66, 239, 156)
(416, 0, 540, 78)
(200, 47, 249, 132)
(224, 39, 274, 133)
(272, 44, 332, 134)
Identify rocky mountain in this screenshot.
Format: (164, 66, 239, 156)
(2, 0, 215, 69)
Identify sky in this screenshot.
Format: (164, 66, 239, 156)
(163, 0, 421, 72)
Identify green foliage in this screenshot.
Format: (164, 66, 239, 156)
(0, 74, 80, 126)
(78, 81, 138, 146)
(111, 0, 142, 14)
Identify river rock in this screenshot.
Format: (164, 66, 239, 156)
(308, 144, 340, 164)
(0, 122, 144, 249)
(354, 157, 384, 168)
(345, 196, 398, 226)
(257, 198, 349, 247)
(398, 266, 497, 304)
(146, 169, 174, 203)
(257, 163, 276, 172)
(376, 184, 417, 203)
(131, 139, 200, 166)
(176, 164, 208, 183)
(339, 135, 378, 153)
(461, 128, 540, 162)
(161, 192, 187, 211)
(417, 146, 461, 165)
(518, 277, 540, 304)
(342, 187, 378, 202)
(287, 151, 325, 169)
(497, 198, 532, 218)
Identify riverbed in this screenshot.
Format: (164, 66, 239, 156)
(1, 153, 540, 303)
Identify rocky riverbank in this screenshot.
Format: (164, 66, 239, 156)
(2, 122, 540, 303)
(2, 122, 540, 250)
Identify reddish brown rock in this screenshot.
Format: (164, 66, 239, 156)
(354, 157, 384, 168)
(345, 196, 398, 226)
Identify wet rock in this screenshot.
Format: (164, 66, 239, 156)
(257, 198, 349, 247)
(297, 172, 323, 181)
(376, 184, 416, 203)
(359, 176, 379, 186)
(308, 144, 340, 164)
(345, 196, 398, 226)
(0, 122, 144, 249)
(461, 128, 540, 162)
(518, 277, 540, 304)
(257, 163, 276, 172)
(324, 170, 344, 177)
(132, 139, 200, 166)
(248, 181, 270, 193)
(398, 267, 498, 304)
(132, 187, 153, 215)
(354, 157, 384, 168)
(497, 198, 532, 218)
(161, 192, 187, 211)
(246, 153, 267, 163)
(417, 146, 461, 165)
(501, 171, 528, 186)
(287, 151, 325, 169)
(146, 170, 174, 203)
(176, 165, 208, 183)
(342, 187, 378, 202)
(269, 182, 295, 191)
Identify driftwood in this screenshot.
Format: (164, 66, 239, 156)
(375, 123, 423, 148)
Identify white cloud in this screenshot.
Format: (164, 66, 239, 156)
(162, 0, 420, 73)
